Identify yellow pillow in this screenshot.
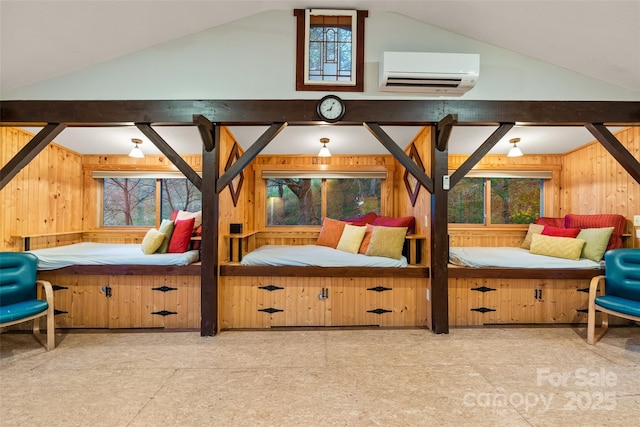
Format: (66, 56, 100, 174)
(141, 228, 166, 254)
(529, 234, 585, 260)
(336, 224, 367, 254)
(365, 226, 408, 259)
(520, 223, 544, 249)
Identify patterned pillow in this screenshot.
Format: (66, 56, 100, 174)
(365, 226, 408, 259)
(529, 234, 585, 260)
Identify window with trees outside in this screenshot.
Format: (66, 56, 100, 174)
(266, 177, 382, 226)
(103, 178, 201, 226)
(448, 177, 543, 225)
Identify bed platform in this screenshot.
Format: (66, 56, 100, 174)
(447, 245, 605, 326)
(29, 243, 201, 329)
(219, 259, 431, 330)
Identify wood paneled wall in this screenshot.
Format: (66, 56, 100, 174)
(561, 126, 639, 247)
(3, 126, 637, 252)
(1, 127, 83, 251)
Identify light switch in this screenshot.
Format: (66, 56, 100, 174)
(636, 229, 640, 239)
(634, 215, 640, 226)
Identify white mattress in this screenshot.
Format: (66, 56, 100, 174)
(449, 246, 601, 269)
(241, 245, 408, 267)
(28, 242, 200, 270)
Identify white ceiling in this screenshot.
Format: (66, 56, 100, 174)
(5, 1, 639, 156)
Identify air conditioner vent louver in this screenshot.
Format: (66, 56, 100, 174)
(379, 52, 479, 96)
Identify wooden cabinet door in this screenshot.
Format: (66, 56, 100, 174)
(270, 277, 326, 327)
(109, 275, 165, 328)
(41, 273, 110, 328)
(448, 278, 488, 326)
(219, 276, 273, 329)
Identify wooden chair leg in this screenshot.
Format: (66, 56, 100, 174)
(588, 310, 609, 345)
(587, 275, 608, 345)
(46, 308, 55, 351)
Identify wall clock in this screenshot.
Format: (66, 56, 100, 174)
(317, 95, 346, 123)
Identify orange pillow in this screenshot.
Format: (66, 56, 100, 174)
(316, 218, 346, 248)
(358, 224, 374, 254)
(168, 218, 195, 253)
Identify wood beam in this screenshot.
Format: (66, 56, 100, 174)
(585, 123, 640, 184)
(2, 100, 639, 126)
(436, 114, 457, 151)
(449, 123, 515, 188)
(364, 122, 434, 194)
(194, 114, 214, 152)
(200, 125, 220, 336)
(216, 122, 287, 194)
(430, 132, 449, 334)
(0, 123, 66, 190)
(135, 123, 203, 190)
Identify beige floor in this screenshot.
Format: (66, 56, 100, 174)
(1, 326, 639, 427)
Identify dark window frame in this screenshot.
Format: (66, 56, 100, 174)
(294, 9, 367, 92)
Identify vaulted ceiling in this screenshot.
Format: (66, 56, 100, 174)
(2, 1, 638, 156)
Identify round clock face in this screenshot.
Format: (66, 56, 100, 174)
(317, 95, 345, 122)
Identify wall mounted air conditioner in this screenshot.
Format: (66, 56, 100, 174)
(379, 52, 479, 96)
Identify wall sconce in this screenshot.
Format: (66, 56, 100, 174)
(318, 137, 331, 157)
(507, 138, 523, 157)
(129, 138, 144, 158)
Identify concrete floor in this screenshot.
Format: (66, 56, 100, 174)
(1, 326, 639, 427)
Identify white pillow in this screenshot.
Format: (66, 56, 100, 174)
(176, 210, 202, 230)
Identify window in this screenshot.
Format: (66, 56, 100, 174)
(266, 177, 381, 225)
(448, 177, 542, 225)
(103, 177, 201, 227)
(294, 9, 367, 92)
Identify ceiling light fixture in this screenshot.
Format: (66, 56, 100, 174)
(129, 138, 144, 158)
(318, 137, 331, 157)
(507, 138, 523, 157)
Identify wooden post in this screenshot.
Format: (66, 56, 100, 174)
(430, 130, 450, 334)
(200, 125, 219, 336)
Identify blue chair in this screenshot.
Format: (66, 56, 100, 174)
(587, 248, 640, 345)
(0, 252, 55, 350)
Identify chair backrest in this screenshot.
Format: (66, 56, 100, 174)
(605, 248, 640, 302)
(0, 252, 39, 307)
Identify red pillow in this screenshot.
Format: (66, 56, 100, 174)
(191, 225, 202, 250)
(541, 225, 580, 238)
(342, 212, 378, 226)
(535, 217, 564, 228)
(168, 218, 195, 253)
(564, 214, 626, 250)
(372, 215, 415, 234)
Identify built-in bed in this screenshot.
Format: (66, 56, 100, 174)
(446, 214, 626, 326)
(27, 241, 201, 329)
